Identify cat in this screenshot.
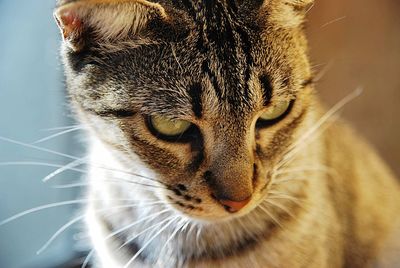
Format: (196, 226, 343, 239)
(54, 0, 400, 267)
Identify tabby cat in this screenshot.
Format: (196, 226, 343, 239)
(54, 0, 400, 267)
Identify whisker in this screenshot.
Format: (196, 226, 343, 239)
(82, 208, 171, 268)
(274, 166, 335, 176)
(320, 16, 347, 29)
(171, 44, 183, 72)
(0, 199, 89, 226)
(43, 158, 87, 182)
(268, 193, 307, 209)
(81, 251, 94, 268)
(0, 161, 86, 174)
(313, 60, 335, 83)
(0, 163, 164, 190)
(277, 115, 338, 171)
(277, 88, 363, 170)
(290, 87, 362, 152)
(195, 222, 203, 249)
(111, 177, 167, 190)
(264, 199, 297, 219)
(258, 204, 283, 229)
(123, 216, 180, 268)
(107, 208, 170, 240)
(305, 1, 315, 14)
(33, 126, 82, 144)
(119, 215, 176, 250)
(159, 218, 187, 255)
(81, 164, 165, 186)
(0, 199, 162, 226)
(41, 124, 85, 132)
(52, 178, 166, 190)
(36, 201, 166, 255)
(0, 135, 164, 186)
(52, 182, 90, 189)
(272, 177, 308, 185)
(268, 191, 304, 201)
(0, 135, 80, 160)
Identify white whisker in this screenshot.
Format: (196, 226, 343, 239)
(36, 201, 166, 255)
(259, 204, 283, 229)
(313, 60, 335, 83)
(277, 88, 363, 170)
(272, 177, 308, 185)
(119, 215, 176, 249)
(123, 216, 179, 268)
(43, 158, 87, 182)
(0, 135, 80, 160)
(159, 217, 187, 255)
(81, 208, 171, 267)
(0, 161, 86, 174)
(41, 124, 85, 132)
(81, 251, 94, 268)
(33, 126, 82, 144)
(0, 199, 89, 226)
(274, 165, 335, 176)
(0, 199, 162, 226)
(320, 16, 346, 28)
(0, 135, 163, 186)
(265, 199, 296, 219)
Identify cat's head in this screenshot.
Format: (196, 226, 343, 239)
(55, 0, 314, 221)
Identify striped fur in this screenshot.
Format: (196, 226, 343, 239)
(56, 0, 400, 267)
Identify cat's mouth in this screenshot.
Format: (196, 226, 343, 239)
(162, 179, 274, 222)
(159, 171, 272, 223)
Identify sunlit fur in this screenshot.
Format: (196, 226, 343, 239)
(56, 0, 400, 267)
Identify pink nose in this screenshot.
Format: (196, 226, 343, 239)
(219, 197, 251, 213)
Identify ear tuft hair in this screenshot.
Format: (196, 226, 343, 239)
(54, 0, 168, 51)
(263, 0, 314, 28)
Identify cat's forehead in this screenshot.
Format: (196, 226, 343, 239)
(93, 6, 269, 113)
(66, 0, 306, 119)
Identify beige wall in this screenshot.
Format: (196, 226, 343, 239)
(307, 1, 400, 176)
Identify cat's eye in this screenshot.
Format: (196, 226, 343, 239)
(148, 115, 192, 139)
(260, 100, 291, 121)
(257, 100, 293, 128)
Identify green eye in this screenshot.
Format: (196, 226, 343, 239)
(149, 115, 192, 137)
(259, 100, 291, 121)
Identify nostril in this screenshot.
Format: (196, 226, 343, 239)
(219, 197, 251, 213)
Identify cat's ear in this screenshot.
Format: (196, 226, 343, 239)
(54, 0, 168, 52)
(263, 0, 314, 28)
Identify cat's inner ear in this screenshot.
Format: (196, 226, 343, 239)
(54, 0, 168, 51)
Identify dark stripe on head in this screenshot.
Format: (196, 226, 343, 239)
(259, 75, 273, 106)
(181, 0, 208, 53)
(92, 109, 136, 118)
(202, 0, 238, 101)
(187, 147, 205, 173)
(182, 1, 257, 109)
(235, 25, 253, 102)
(202, 61, 223, 100)
(188, 82, 203, 118)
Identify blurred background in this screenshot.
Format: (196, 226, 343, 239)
(308, 0, 400, 176)
(0, 0, 399, 267)
(0, 1, 86, 267)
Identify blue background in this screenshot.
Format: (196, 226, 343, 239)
(0, 0, 85, 267)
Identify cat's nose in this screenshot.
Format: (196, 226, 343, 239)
(219, 197, 251, 213)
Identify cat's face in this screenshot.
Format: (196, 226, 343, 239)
(56, 0, 314, 220)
